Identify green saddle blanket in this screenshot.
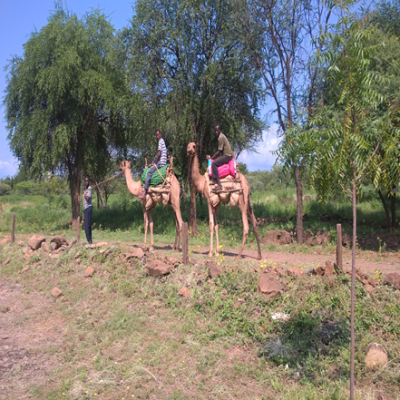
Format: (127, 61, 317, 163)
(140, 165, 169, 187)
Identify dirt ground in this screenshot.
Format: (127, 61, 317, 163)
(0, 282, 65, 400)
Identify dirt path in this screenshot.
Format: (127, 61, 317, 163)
(126, 241, 400, 275)
(0, 282, 65, 400)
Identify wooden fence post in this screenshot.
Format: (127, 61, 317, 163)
(336, 224, 342, 271)
(77, 216, 80, 241)
(182, 222, 189, 265)
(11, 213, 15, 243)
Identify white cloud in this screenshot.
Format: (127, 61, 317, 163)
(239, 125, 281, 171)
(0, 158, 19, 178)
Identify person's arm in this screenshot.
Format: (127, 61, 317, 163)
(83, 187, 91, 202)
(207, 149, 223, 160)
(152, 150, 161, 165)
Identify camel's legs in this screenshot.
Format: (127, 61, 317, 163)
(237, 201, 250, 259)
(248, 197, 262, 260)
(208, 202, 215, 257)
(214, 203, 221, 256)
(170, 201, 182, 252)
(143, 208, 148, 247)
(148, 209, 154, 251)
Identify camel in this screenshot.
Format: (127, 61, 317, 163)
(187, 142, 262, 260)
(119, 160, 183, 251)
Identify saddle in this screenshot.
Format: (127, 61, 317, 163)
(208, 158, 236, 179)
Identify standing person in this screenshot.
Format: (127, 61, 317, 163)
(207, 124, 233, 192)
(138, 130, 167, 199)
(83, 176, 92, 244)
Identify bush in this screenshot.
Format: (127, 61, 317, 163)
(0, 183, 12, 196)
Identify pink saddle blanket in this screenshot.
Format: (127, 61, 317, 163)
(208, 158, 236, 179)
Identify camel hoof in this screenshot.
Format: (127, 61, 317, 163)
(208, 252, 213, 258)
(256, 255, 262, 260)
(149, 246, 154, 252)
(235, 255, 242, 260)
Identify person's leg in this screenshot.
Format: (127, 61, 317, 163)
(212, 156, 233, 190)
(84, 208, 90, 243)
(139, 166, 157, 199)
(87, 207, 92, 244)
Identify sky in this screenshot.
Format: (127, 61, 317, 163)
(0, 0, 278, 179)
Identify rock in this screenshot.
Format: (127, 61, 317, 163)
(313, 266, 325, 276)
(209, 265, 222, 279)
(41, 241, 50, 252)
(50, 242, 58, 251)
(22, 246, 29, 254)
(384, 272, 400, 290)
(257, 274, 283, 301)
(365, 343, 388, 368)
(95, 242, 108, 248)
(18, 240, 24, 247)
(23, 253, 34, 261)
(178, 287, 190, 297)
(75, 258, 81, 264)
(3, 257, 11, 265)
(324, 261, 335, 277)
(85, 266, 95, 277)
(68, 237, 77, 247)
(365, 284, 375, 293)
(85, 244, 96, 249)
(48, 253, 59, 259)
(287, 266, 302, 277)
(145, 260, 174, 276)
(51, 287, 63, 297)
(20, 266, 30, 274)
(27, 234, 46, 250)
(166, 257, 179, 266)
(274, 266, 285, 276)
(0, 237, 10, 246)
(133, 248, 145, 258)
(75, 251, 81, 259)
(55, 247, 65, 254)
(50, 235, 68, 248)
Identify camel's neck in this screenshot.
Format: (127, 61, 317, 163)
(190, 154, 205, 193)
(123, 169, 142, 197)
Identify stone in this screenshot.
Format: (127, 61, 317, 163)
(74, 251, 81, 259)
(68, 237, 77, 247)
(365, 343, 388, 368)
(41, 241, 50, 252)
(178, 287, 190, 297)
(324, 261, 335, 277)
(20, 266, 30, 274)
(0, 237, 10, 246)
(365, 284, 375, 294)
(85, 266, 95, 277)
(3, 257, 11, 265)
(75, 258, 81, 264)
(384, 272, 400, 290)
(95, 242, 108, 248)
(209, 265, 222, 279)
(132, 248, 145, 258)
(55, 247, 65, 254)
(313, 266, 325, 276)
(166, 257, 179, 266)
(257, 274, 283, 301)
(18, 240, 24, 247)
(274, 266, 285, 276)
(50, 242, 57, 251)
(145, 260, 174, 276)
(51, 287, 63, 297)
(85, 244, 96, 249)
(287, 266, 302, 277)
(22, 246, 29, 254)
(49, 253, 59, 259)
(50, 235, 68, 248)
(27, 234, 46, 250)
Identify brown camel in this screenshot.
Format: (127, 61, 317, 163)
(187, 142, 262, 260)
(119, 160, 183, 251)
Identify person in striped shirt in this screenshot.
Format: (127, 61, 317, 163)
(138, 130, 167, 199)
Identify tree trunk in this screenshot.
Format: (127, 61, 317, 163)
(70, 172, 81, 229)
(294, 167, 303, 244)
(93, 178, 106, 209)
(391, 192, 396, 228)
(378, 190, 391, 227)
(350, 178, 356, 400)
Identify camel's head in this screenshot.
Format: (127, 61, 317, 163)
(187, 142, 197, 157)
(119, 160, 131, 171)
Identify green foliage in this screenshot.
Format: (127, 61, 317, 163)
(124, 0, 264, 175)
(3, 6, 129, 221)
(0, 183, 12, 196)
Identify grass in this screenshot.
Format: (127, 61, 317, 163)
(0, 237, 399, 399)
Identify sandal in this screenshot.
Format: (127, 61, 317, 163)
(212, 185, 223, 192)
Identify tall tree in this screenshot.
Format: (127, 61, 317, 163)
(287, 17, 388, 399)
(4, 6, 128, 227)
(235, 0, 338, 243)
(124, 0, 264, 233)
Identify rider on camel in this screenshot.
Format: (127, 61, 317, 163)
(207, 124, 233, 192)
(138, 130, 167, 199)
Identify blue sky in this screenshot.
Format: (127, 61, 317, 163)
(0, 0, 277, 179)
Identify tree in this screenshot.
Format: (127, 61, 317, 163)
(4, 6, 128, 227)
(292, 17, 388, 399)
(235, 0, 338, 243)
(124, 0, 264, 233)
